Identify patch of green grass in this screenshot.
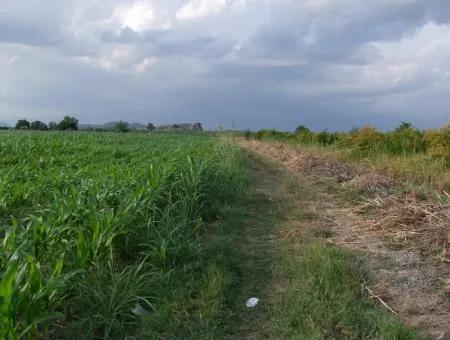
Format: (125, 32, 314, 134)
(313, 227, 333, 238)
(273, 242, 418, 339)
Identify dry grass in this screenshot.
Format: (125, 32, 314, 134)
(249, 142, 356, 179)
(268, 141, 450, 193)
(343, 173, 395, 196)
(353, 193, 450, 253)
(241, 138, 450, 338)
(243, 139, 450, 252)
(363, 153, 450, 192)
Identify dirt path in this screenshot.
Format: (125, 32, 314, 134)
(224, 146, 413, 339)
(223, 152, 282, 339)
(237, 140, 450, 339)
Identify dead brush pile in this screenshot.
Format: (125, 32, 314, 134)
(353, 193, 450, 253)
(244, 140, 395, 194)
(300, 156, 356, 181)
(278, 146, 394, 197)
(271, 143, 357, 180)
(343, 173, 394, 196)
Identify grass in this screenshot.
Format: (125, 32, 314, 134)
(240, 153, 419, 339)
(341, 147, 449, 192)
(274, 242, 418, 339)
(0, 131, 249, 339)
(220, 156, 281, 338)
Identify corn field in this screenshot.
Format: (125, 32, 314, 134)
(0, 131, 246, 338)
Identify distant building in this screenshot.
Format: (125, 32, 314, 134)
(157, 123, 203, 132)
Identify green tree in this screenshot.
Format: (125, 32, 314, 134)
(58, 116, 78, 130)
(15, 119, 30, 129)
(295, 125, 310, 133)
(350, 126, 360, 135)
(244, 129, 251, 140)
(353, 126, 383, 154)
(317, 130, 331, 147)
(389, 123, 424, 155)
(114, 121, 129, 133)
(395, 121, 413, 132)
(30, 121, 48, 130)
(147, 123, 156, 131)
(48, 121, 58, 130)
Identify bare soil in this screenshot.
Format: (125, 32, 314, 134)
(240, 139, 450, 339)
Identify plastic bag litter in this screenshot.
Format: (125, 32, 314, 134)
(245, 297, 259, 308)
(131, 303, 151, 317)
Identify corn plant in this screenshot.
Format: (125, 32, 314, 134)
(0, 131, 246, 338)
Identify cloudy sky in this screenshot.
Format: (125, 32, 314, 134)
(1, 0, 450, 130)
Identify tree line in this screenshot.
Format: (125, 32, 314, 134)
(15, 116, 79, 131)
(11, 117, 157, 132)
(107, 121, 156, 133)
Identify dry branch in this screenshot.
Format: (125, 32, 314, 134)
(363, 280, 398, 316)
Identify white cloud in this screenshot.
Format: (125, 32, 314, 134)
(369, 22, 450, 86)
(9, 56, 18, 64)
(176, 0, 230, 20)
(175, 0, 251, 20)
(135, 57, 158, 74)
(73, 48, 157, 75)
(0, 87, 8, 98)
(114, 1, 156, 32)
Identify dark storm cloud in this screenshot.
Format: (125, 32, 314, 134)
(0, 0, 449, 129)
(0, 20, 62, 46)
(0, 1, 71, 46)
(242, 0, 450, 63)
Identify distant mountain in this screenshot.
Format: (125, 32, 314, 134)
(79, 122, 147, 130)
(0, 121, 9, 127)
(129, 122, 146, 129)
(78, 123, 101, 130)
(102, 122, 146, 129)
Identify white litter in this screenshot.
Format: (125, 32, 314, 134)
(131, 303, 151, 317)
(245, 297, 259, 308)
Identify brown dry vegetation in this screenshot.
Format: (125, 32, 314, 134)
(240, 139, 450, 339)
(254, 124, 450, 192)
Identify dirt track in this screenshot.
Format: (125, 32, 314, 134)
(241, 139, 450, 339)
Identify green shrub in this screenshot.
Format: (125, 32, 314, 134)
(426, 126, 450, 164)
(384, 126, 425, 155)
(351, 126, 383, 155)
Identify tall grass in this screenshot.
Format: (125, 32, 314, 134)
(253, 125, 450, 191)
(0, 131, 247, 338)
